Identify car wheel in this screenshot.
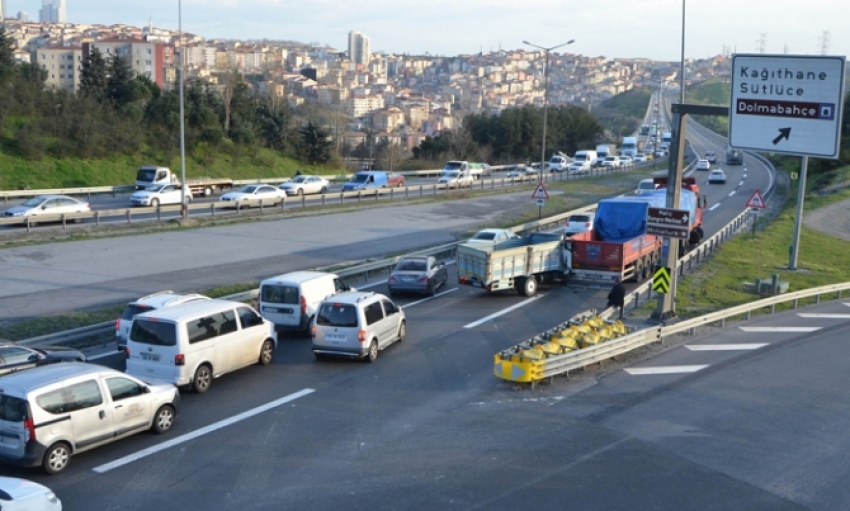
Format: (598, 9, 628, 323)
(429, 281, 436, 297)
(397, 321, 406, 342)
(151, 198, 160, 208)
(521, 276, 538, 297)
(152, 405, 176, 434)
(296, 188, 303, 196)
(320, 186, 328, 194)
(258, 339, 274, 365)
(366, 339, 378, 363)
(192, 364, 212, 393)
(42, 442, 71, 475)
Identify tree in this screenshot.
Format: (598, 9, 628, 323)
(299, 122, 332, 165)
(0, 26, 15, 81)
(258, 101, 291, 151)
(79, 47, 108, 102)
(106, 54, 135, 108)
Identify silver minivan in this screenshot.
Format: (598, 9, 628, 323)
(125, 299, 276, 393)
(311, 291, 406, 362)
(0, 363, 179, 474)
(258, 271, 352, 332)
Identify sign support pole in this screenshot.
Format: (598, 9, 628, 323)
(789, 155, 809, 270)
(653, 111, 686, 320)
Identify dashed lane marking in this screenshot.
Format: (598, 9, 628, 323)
(463, 295, 544, 329)
(797, 313, 850, 319)
(401, 288, 458, 309)
(93, 388, 315, 474)
(625, 365, 709, 375)
(728, 191, 736, 197)
(708, 204, 721, 212)
(686, 343, 768, 351)
(739, 327, 822, 333)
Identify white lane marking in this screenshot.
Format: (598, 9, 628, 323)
(708, 203, 720, 212)
(89, 351, 117, 361)
(401, 288, 458, 308)
(844, 303, 850, 307)
(738, 181, 744, 186)
(92, 388, 315, 474)
(739, 327, 821, 332)
(625, 365, 709, 375)
(686, 343, 768, 351)
(463, 295, 543, 329)
(727, 191, 736, 197)
(797, 313, 850, 319)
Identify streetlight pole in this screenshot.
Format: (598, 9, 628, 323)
(523, 39, 574, 184)
(178, 0, 187, 218)
(679, 0, 686, 104)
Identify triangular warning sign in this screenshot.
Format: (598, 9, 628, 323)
(531, 182, 549, 200)
(746, 190, 766, 209)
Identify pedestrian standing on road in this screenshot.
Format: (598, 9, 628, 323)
(607, 277, 626, 320)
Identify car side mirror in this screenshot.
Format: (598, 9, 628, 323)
(440, 262, 445, 267)
(42, 205, 48, 210)
(28, 354, 39, 362)
(143, 386, 151, 394)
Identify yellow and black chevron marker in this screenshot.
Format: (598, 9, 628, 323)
(653, 266, 671, 294)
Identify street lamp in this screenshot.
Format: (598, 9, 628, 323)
(178, 0, 187, 218)
(679, 0, 686, 104)
(523, 39, 574, 183)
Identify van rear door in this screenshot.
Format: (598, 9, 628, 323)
(125, 318, 180, 384)
(0, 393, 30, 460)
(259, 283, 301, 328)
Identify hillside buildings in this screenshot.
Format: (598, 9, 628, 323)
(39, 0, 64, 23)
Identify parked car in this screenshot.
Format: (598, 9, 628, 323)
(220, 184, 286, 208)
(311, 291, 406, 362)
(705, 151, 717, 163)
(0, 363, 179, 474)
(278, 175, 330, 196)
(696, 159, 711, 171)
(259, 271, 353, 332)
(115, 291, 210, 342)
(564, 212, 596, 237)
(708, 169, 727, 184)
(467, 229, 520, 245)
(3, 195, 90, 225)
(387, 256, 448, 296)
(125, 299, 276, 393)
(130, 183, 191, 207)
(0, 476, 61, 509)
(0, 343, 85, 377)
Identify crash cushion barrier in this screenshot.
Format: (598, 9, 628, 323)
(494, 311, 633, 383)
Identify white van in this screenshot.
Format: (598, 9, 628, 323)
(568, 150, 597, 173)
(637, 179, 659, 194)
(125, 299, 276, 393)
(258, 271, 353, 332)
(0, 363, 179, 474)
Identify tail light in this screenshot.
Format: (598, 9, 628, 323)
(24, 417, 35, 444)
(388, 276, 398, 283)
(300, 296, 307, 314)
(174, 354, 185, 366)
(114, 318, 120, 332)
(585, 222, 591, 228)
(311, 325, 317, 338)
(417, 276, 429, 283)
(358, 330, 367, 343)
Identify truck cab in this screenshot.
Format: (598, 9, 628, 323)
(135, 166, 173, 190)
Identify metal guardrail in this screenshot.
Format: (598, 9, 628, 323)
(0, 163, 654, 229)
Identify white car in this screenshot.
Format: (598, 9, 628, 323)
(3, 195, 90, 225)
(564, 212, 595, 237)
(130, 183, 192, 207)
(708, 169, 727, 184)
(467, 228, 520, 245)
(439, 171, 473, 189)
(601, 156, 622, 168)
(507, 165, 535, 178)
(279, 175, 330, 196)
(0, 477, 61, 510)
(696, 159, 711, 171)
(619, 155, 633, 165)
(220, 184, 287, 208)
(632, 153, 648, 163)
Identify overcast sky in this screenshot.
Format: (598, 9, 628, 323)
(7, 0, 850, 61)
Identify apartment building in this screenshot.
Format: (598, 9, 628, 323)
(83, 39, 173, 88)
(372, 106, 404, 131)
(348, 31, 370, 65)
(34, 45, 82, 92)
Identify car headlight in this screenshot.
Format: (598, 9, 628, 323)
(45, 491, 59, 504)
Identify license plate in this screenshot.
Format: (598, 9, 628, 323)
(263, 306, 293, 314)
(401, 276, 414, 282)
(325, 334, 345, 342)
(141, 353, 160, 361)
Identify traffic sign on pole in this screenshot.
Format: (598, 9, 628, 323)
(531, 182, 549, 200)
(653, 267, 671, 294)
(745, 189, 766, 209)
(645, 207, 690, 239)
(729, 54, 846, 158)
(536, 199, 546, 208)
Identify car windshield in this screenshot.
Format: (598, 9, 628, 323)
(350, 174, 369, 183)
(0, 395, 29, 422)
(443, 162, 462, 171)
(289, 176, 307, 183)
(604, 157, 616, 161)
(396, 260, 426, 272)
(317, 304, 358, 327)
(238, 185, 259, 194)
(130, 318, 177, 346)
(574, 155, 587, 162)
(20, 197, 46, 207)
(145, 184, 166, 192)
(121, 304, 152, 320)
(569, 215, 591, 223)
(472, 231, 496, 240)
(136, 168, 157, 181)
(442, 171, 459, 177)
(260, 284, 299, 305)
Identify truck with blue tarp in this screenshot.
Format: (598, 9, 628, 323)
(457, 232, 567, 297)
(566, 187, 702, 284)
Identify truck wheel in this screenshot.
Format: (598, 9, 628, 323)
(203, 186, 213, 197)
(521, 276, 538, 297)
(634, 260, 644, 283)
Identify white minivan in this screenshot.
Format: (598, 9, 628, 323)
(125, 299, 276, 393)
(258, 271, 352, 332)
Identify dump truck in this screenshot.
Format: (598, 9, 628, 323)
(457, 232, 568, 297)
(566, 187, 700, 285)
